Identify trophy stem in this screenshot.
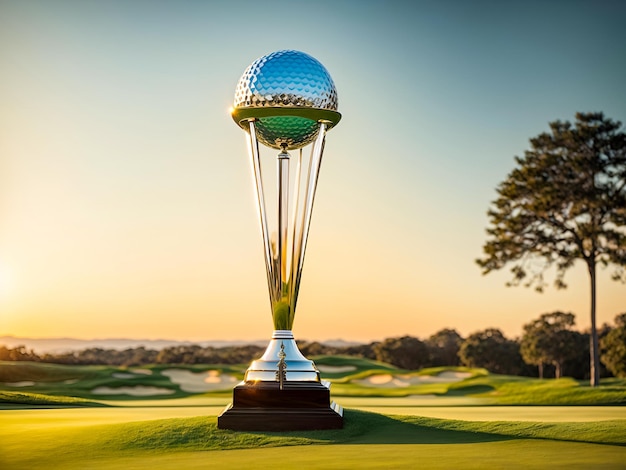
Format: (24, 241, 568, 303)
(290, 122, 327, 311)
(245, 120, 328, 329)
(246, 120, 277, 307)
(288, 148, 303, 307)
(277, 149, 290, 296)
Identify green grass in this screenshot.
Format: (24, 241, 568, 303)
(0, 356, 626, 470)
(0, 361, 245, 401)
(0, 361, 92, 382)
(417, 366, 489, 377)
(0, 390, 107, 408)
(2, 359, 626, 406)
(1, 409, 625, 469)
(2, 358, 626, 469)
(453, 375, 626, 405)
(37, 441, 624, 470)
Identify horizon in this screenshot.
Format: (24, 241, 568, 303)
(0, 307, 616, 347)
(1, 1, 625, 344)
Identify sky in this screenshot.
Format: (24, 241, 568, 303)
(1, 0, 625, 344)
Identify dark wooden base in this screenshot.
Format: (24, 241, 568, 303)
(217, 381, 343, 431)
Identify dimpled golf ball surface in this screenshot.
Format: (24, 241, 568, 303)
(234, 50, 338, 149)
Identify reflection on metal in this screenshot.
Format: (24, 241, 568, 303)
(276, 342, 286, 390)
(245, 330, 320, 382)
(244, 120, 330, 333)
(232, 50, 340, 384)
(233, 50, 340, 150)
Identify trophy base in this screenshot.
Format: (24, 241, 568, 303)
(244, 330, 321, 382)
(217, 380, 343, 431)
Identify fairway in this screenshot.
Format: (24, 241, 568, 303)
(4, 399, 626, 429)
(62, 442, 625, 470)
(2, 361, 625, 468)
(2, 405, 625, 469)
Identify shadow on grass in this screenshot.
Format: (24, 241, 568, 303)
(442, 384, 495, 397)
(91, 409, 511, 455)
(10, 408, 621, 463)
(264, 409, 510, 445)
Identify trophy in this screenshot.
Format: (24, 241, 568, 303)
(217, 50, 343, 431)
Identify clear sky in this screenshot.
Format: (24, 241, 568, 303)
(1, 0, 625, 343)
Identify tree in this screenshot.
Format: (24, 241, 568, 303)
(0, 345, 39, 362)
(426, 328, 462, 366)
(458, 328, 525, 375)
(297, 341, 333, 357)
(477, 112, 626, 387)
(373, 336, 429, 370)
(339, 342, 378, 360)
(520, 312, 581, 378)
(600, 313, 626, 377)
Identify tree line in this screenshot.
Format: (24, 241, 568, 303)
(302, 311, 625, 380)
(1, 311, 624, 379)
(0, 344, 265, 367)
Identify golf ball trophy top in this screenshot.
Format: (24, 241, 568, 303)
(218, 50, 343, 431)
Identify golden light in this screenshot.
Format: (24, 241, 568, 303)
(0, 262, 13, 299)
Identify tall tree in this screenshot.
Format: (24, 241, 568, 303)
(477, 112, 626, 386)
(600, 313, 626, 378)
(520, 311, 580, 379)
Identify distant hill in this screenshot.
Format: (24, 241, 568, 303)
(0, 336, 267, 353)
(0, 336, 362, 354)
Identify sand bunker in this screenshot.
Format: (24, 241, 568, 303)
(91, 386, 175, 396)
(317, 365, 357, 373)
(112, 373, 136, 379)
(438, 371, 472, 380)
(356, 371, 472, 388)
(5, 381, 35, 387)
(161, 369, 239, 393)
(110, 369, 152, 379)
(357, 374, 414, 387)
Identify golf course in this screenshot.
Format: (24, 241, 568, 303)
(2, 356, 625, 469)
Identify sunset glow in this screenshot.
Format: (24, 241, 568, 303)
(1, 1, 624, 343)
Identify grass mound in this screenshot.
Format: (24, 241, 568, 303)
(401, 414, 626, 446)
(0, 390, 107, 408)
(3, 408, 625, 469)
(0, 408, 626, 470)
(0, 361, 91, 382)
(456, 375, 626, 405)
